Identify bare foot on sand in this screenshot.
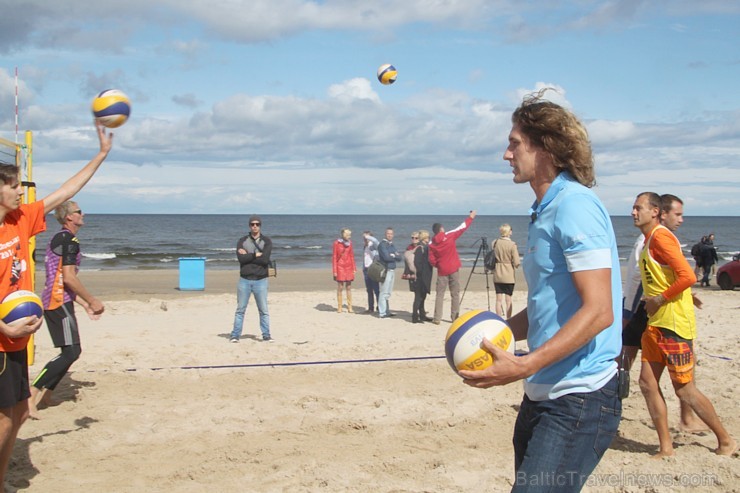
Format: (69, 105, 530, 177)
(28, 387, 42, 420)
(38, 389, 57, 407)
(650, 449, 676, 459)
(678, 420, 710, 434)
(28, 387, 57, 418)
(716, 438, 737, 456)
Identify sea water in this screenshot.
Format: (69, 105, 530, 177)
(32, 214, 740, 271)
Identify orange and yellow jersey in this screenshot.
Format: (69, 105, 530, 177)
(0, 201, 47, 352)
(639, 224, 697, 340)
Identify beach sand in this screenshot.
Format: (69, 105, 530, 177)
(10, 269, 740, 492)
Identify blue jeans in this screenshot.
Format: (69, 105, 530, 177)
(363, 267, 380, 311)
(231, 277, 270, 339)
(512, 373, 621, 492)
(378, 269, 395, 317)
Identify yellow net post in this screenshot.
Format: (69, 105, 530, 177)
(22, 131, 36, 365)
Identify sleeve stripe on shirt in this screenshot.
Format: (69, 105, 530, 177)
(565, 248, 612, 272)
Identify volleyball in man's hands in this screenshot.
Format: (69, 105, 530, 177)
(377, 64, 397, 85)
(91, 89, 131, 128)
(0, 290, 43, 327)
(445, 310, 513, 375)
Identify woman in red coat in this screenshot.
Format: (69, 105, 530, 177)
(332, 228, 357, 313)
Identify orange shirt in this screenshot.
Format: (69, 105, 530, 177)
(645, 226, 696, 300)
(0, 201, 47, 352)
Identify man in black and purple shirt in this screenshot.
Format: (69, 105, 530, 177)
(29, 201, 104, 417)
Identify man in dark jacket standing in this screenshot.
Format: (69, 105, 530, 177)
(699, 234, 718, 287)
(230, 215, 273, 342)
(428, 210, 476, 324)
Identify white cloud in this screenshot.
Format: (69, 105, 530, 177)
(327, 78, 380, 103)
(2, 3, 738, 216)
(169, 0, 501, 42)
(588, 120, 638, 143)
(17, 74, 738, 215)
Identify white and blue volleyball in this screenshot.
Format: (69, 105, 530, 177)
(377, 64, 397, 85)
(444, 310, 513, 375)
(0, 290, 43, 327)
(92, 89, 131, 128)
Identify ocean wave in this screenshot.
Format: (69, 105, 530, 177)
(718, 251, 739, 261)
(271, 234, 319, 240)
(83, 252, 116, 260)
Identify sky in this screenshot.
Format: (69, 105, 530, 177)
(0, 0, 738, 216)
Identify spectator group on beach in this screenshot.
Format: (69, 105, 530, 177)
(328, 211, 521, 325)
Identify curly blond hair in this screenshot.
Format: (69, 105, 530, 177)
(512, 89, 595, 187)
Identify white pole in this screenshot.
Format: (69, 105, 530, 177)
(15, 66, 18, 144)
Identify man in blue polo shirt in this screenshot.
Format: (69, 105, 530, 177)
(460, 92, 622, 492)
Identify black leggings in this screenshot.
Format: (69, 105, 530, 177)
(32, 344, 82, 391)
(412, 290, 428, 318)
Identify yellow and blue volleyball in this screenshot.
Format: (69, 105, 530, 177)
(0, 290, 43, 327)
(91, 89, 131, 128)
(377, 64, 397, 85)
(444, 310, 513, 375)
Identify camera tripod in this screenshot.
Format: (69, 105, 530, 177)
(460, 236, 492, 311)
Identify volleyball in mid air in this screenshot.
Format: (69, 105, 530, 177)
(91, 89, 131, 128)
(377, 64, 397, 85)
(444, 310, 513, 375)
(0, 290, 43, 327)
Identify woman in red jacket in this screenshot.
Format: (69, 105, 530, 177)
(332, 228, 357, 313)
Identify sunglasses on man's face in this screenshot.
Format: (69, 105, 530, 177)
(250, 222, 261, 227)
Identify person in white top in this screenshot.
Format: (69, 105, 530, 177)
(361, 231, 380, 313)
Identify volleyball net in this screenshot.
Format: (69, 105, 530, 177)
(0, 132, 32, 178)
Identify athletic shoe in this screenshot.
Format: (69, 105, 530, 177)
(229, 338, 239, 343)
(262, 336, 273, 342)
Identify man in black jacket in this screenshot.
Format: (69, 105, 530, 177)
(699, 234, 718, 287)
(230, 215, 272, 342)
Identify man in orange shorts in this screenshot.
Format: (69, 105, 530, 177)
(632, 192, 736, 457)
